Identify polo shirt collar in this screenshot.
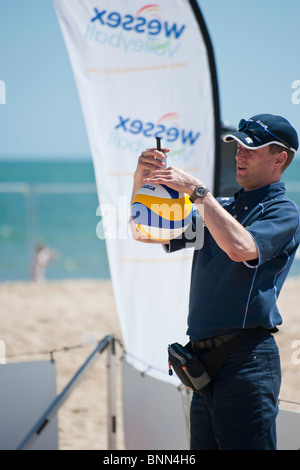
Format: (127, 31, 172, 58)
(234, 182, 286, 206)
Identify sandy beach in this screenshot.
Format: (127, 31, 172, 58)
(0, 276, 300, 450)
(0, 279, 125, 450)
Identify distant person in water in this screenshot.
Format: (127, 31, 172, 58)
(31, 244, 59, 283)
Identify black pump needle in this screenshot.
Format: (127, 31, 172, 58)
(156, 137, 162, 151)
(155, 137, 166, 167)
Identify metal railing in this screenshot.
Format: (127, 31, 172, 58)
(16, 335, 122, 450)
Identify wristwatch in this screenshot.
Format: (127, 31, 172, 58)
(189, 185, 210, 203)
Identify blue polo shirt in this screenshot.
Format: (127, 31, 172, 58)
(166, 182, 300, 340)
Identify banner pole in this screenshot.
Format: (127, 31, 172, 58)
(107, 336, 117, 450)
(189, 0, 221, 196)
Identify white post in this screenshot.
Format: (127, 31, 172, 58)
(107, 336, 117, 450)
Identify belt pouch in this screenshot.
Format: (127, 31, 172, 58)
(168, 342, 211, 392)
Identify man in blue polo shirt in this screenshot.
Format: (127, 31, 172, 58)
(131, 113, 300, 450)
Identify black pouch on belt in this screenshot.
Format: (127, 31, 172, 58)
(168, 342, 212, 392)
(168, 327, 276, 392)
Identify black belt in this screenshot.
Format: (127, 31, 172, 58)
(191, 327, 277, 352)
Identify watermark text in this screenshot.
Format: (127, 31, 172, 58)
(291, 340, 300, 365)
(0, 80, 6, 104)
(0, 340, 6, 364)
(96, 196, 204, 248)
(291, 80, 300, 104)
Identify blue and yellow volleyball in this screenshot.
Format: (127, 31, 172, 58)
(131, 184, 193, 241)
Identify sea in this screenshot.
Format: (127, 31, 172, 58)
(0, 158, 300, 282)
(0, 159, 109, 281)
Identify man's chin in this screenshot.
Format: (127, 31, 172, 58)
(236, 175, 244, 186)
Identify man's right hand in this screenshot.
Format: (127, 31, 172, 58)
(130, 147, 170, 243)
(133, 147, 170, 191)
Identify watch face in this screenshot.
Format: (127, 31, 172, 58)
(196, 186, 206, 197)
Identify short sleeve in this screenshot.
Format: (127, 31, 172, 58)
(245, 200, 300, 266)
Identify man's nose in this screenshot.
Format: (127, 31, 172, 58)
(236, 147, 246, 159)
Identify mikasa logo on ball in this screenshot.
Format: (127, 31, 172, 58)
(143, 184, 156, 191)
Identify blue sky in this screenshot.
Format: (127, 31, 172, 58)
(0, 0, 300, 159)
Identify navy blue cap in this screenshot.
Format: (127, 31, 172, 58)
(223, 114, 298, 153)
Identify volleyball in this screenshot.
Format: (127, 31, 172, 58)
(131, 184, 193, 241)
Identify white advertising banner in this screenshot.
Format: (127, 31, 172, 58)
(53, 0, 218, 382)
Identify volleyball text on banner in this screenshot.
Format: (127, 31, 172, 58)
(53, 0, 219, 382)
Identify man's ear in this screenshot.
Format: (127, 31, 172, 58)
(274, 150, 287, 169)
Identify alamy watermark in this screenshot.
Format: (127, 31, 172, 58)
(0, 80, 6, 104)
(0, 340, 6, 364)
(291, 80, 300, 104)
(291, 340, 300, 365)
(95, 196, 204, 249)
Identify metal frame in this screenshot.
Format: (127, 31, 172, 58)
(16, 335, 120, 450)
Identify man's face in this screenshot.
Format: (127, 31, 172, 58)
(235, 144, 281, 191)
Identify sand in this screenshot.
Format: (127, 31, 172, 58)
(0, 277, 299, 450)
(0, 279, 124, 450)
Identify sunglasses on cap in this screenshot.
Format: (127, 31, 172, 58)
(238, 119, 293, 151)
